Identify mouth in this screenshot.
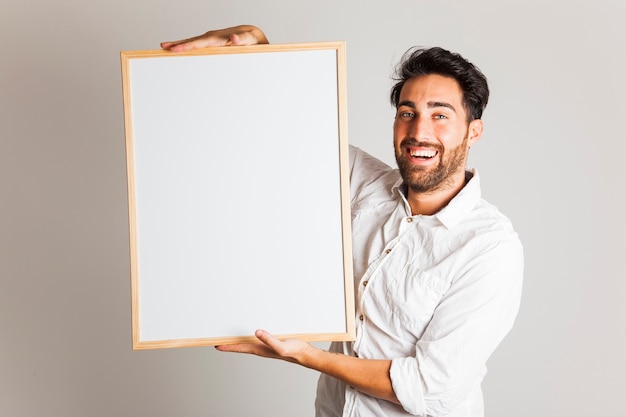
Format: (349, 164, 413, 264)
(407, 147, 438, 160)
(404, 144, 439, 163)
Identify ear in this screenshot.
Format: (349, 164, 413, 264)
(467, 119, 484, 148)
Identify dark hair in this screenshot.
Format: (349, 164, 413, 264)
(390, 47, 489, 122)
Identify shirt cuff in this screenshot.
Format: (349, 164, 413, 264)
(390, 357, 425, 416)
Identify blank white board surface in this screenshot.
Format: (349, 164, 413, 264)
(121, 43, 355, 350)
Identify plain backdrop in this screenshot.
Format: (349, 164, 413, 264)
(1, 1, 625, 416)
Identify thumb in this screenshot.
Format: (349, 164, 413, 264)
(229, 32, 259, 46)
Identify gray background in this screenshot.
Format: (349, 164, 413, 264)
(1, 0, 624, 416)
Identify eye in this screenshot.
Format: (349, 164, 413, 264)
(398, 111, 415, 119)
(433, 114, 448, 120)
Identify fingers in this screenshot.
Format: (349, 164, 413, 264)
(214, 330, 276, 355)
(160, 33, 229, 52)
(160, 25, 268, 52)
(215, 341, 273, 357)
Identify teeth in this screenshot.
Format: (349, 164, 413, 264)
(409, 149, 436, 158)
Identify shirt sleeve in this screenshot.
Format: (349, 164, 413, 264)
(348, 145, 395, 203)
(389, 237, 524, 416)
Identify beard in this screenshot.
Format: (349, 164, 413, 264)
(395, 133, 469, 194)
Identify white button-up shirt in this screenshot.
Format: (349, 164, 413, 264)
(315, 146, 524, 417)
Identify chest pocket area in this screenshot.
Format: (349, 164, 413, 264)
(384, 265, 450, 337)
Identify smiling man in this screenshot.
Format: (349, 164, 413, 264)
(391, 50, 486, 216)
(162, 27, 524, 417)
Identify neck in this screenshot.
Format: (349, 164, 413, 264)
(406, 171, 467, 216)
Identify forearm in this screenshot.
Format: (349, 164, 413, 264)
(300, 345, 399, 405)
(217, 330, 399, 404)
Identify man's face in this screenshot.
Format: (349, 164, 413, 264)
(393, 74, 481, 194)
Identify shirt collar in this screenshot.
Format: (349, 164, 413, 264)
(393, 168, 482, 229)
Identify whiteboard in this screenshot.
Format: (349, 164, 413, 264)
(120, 42, 355, 350)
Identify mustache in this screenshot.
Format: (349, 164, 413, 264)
(399, 137, 443, 152)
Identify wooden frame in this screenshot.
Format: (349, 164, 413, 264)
(120, 42, 355, 350)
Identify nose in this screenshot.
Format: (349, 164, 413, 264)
(406, 114, 432, 140)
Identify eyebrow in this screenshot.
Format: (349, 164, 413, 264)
(398, 100, 457, 113)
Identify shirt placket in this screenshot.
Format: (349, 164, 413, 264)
(353, 215, 418, 354)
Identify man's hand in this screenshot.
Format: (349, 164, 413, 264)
(216, 329, 314, 365)
(160, 25, 269, 52)
(216, 329, 399, 405)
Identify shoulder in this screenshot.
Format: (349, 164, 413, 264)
(444, 173, 523, 264)
(472, 198, 520, 242)
(462, 198, 524, 278)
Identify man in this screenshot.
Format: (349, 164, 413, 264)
(162, 26, 523, 417)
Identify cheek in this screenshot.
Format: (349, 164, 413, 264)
(434, 124, 465, 146)
(392, 119, 400, 133)
(393, 124, 403, 145)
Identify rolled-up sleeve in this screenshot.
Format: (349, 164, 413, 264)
(390, 356, 426, 416)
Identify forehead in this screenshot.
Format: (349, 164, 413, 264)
(398, 74, 464, 106)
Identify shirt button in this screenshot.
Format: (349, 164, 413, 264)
(363, 281, 368, 287)
(385, 249, 392, 254)
(406, 217, 413, 223)
(359, 315, 364, 321)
